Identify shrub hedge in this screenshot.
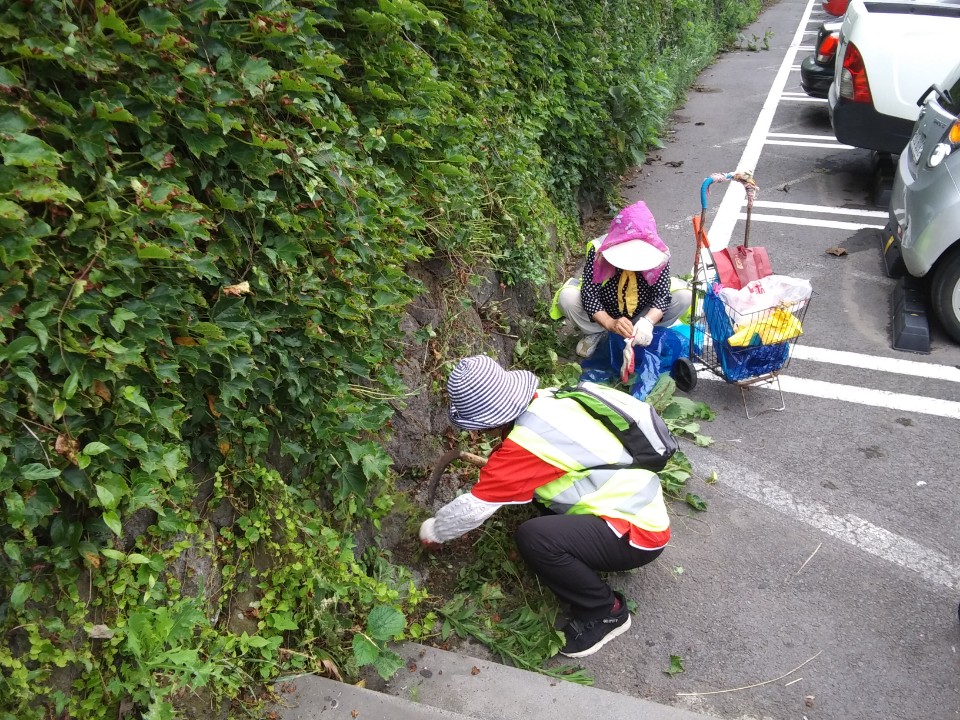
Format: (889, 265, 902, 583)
(0, 0, 758, 716)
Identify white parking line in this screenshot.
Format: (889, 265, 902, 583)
(752, 200, 885, 216)
(768, 133, 846, 142)
(736, 212, 885, 230)
(791, 345, 960, 382)
(704, 453, 960, 590)
(766, 138, 847, 146)
(751, 199, 887, 217)
(777, 97, 830, 104)
(700, 372, 960, 418)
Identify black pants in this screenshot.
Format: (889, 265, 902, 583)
(514, 513, 663, 621)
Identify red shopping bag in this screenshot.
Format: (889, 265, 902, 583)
(714, 245, 773, 289)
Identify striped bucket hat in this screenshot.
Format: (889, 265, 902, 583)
(447, 355, 538, 431)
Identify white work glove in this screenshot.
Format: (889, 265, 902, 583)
(419, 518, 442, 550)
(632, 317, 654, 347)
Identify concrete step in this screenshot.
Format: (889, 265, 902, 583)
(274, 642, 715, 720)
(273, 673, 476, 720)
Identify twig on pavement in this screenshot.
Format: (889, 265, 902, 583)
(676, 651, 822, 697)
(795, 543, 822, 575)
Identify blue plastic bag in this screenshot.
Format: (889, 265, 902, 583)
(579, 325, 688, 400)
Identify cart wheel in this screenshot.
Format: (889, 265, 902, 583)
(672, 357, 698, 392)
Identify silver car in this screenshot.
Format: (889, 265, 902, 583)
(888, 59, 960, 343)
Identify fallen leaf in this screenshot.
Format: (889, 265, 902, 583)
(664, 654, 685, 676)
(321, 657, 343, 682)
(218, 441, 230, 455)
(805, 695, 815, 708)
(665, 160, 684, 168)
(351, 711, 359, 718)
(55, 434, 79, 464)
(825, 246, 848, 257)
(354, 678, 366, 688)
(207, 394, 222, 418)
(470, 666, 480, 676)
(223, 281, 252, 296)
(93, 380, 112, 402)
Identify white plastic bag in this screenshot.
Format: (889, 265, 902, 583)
(718, 274, 812, 318)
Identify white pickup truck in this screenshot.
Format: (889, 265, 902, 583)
(828, 0, 960, 155)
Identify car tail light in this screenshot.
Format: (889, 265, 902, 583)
(838, 42, 872, 104)
(816, 33, 839, 64)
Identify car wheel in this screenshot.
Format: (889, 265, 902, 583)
(930, 245, 960, 344)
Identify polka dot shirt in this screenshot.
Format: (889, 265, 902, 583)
(580, 245, 672, 320)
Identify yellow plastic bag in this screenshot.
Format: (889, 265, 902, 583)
(728, 307, 803, 347)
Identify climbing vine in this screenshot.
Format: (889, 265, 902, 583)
(0, 0, 757, 717)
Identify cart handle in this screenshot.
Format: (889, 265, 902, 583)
(699, 171, 759, 210)
(700, 173, 734, 210)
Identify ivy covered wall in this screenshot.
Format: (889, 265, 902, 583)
(0, 0, 758, 717)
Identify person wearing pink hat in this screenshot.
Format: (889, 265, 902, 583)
(553, 201, 692, 357)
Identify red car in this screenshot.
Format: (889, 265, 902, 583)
(823, 0, 850, 15)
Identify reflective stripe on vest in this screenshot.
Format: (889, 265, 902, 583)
(509, 393, 669, 531)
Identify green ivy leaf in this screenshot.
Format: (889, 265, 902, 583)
(0, 133, 61, 166)
(138, 7, 181, 34)
(10, 582, 31, 609)
(2, 336, 39, 364)
(0, 199, 26, 221)
(268, 612, 299, 632)
(20, 463, 61, 481)
(352, 633, 380, 666)
(121, 386, 151, 413)
(361, 452, 392, 482)
(685, 493, 707, 512)
(367, 605, 405, 641)
(665, 654, 685, 676)
(136, 244, 173, 260)
(102, 510, 122, 536)
(4, 541, 22, 563)
(83, 442, 111, 456)
(372, 648, 405, 680)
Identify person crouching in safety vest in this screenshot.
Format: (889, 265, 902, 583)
(552, 200, 692, 358)
(419, 355, 670, 658)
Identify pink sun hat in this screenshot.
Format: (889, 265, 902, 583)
(592, 201, 670, 285)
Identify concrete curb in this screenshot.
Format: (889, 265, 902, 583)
(274, 642, 717, 720)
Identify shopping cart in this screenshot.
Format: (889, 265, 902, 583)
(671, 172, 812, 418)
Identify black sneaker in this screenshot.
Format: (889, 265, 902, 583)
(559, 593, 631, 658)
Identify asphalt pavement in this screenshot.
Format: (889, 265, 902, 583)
(548, 0, 960, 718)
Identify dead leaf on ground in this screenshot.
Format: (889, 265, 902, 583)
(825, 247, 848, 257)
(470, 666, 480, 676)
(665, 160, 684, 168)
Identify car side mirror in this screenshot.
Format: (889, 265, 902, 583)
(917, 84, 938, 107)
